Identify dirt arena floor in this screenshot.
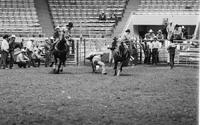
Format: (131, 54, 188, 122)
(0, 64, 198, 125)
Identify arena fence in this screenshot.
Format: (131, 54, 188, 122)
(0, 37, 199, 66)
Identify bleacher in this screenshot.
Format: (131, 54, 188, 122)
(136, 0, 200, 15)
(48, 0, 128, 38)
(0, 0, 43, 37)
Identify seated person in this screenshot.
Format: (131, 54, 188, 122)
(16, 49, 29, 68)
(173, 25, 183, 40)
(86, 52, 107, 75)
(99, 11, 106, 21)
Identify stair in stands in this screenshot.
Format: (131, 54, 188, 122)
(34, 0, 54, 37)
(112, 0, 140, 37)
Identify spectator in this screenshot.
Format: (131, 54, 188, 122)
(26, 38, 35, 67)
(162, 23, 168, 39)
(110, 11, 118, 24)
(0, 35, 9, 69)
(16, 49, 29, 68)
(173, 25, 183, 40)
(32, 45, 42, 67)
(152, 37, 161, 65)
(182, 26, 188, 39)
(167, 22, 174, 40)
(167, 41, 177, 69)
(8, 34, 16, 69)
(145, 29, 155, 40)
(156, 30, 164, 40)
(99, 11, 106, 21)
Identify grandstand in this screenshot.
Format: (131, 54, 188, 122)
(0, 0, 42, 37)
(47, 0, 128, 38)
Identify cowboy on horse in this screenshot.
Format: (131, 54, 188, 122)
(50, 22, 73, 73)
(109, 29, 135, 76)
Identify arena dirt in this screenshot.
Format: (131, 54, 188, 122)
(0, 65, 198, 125)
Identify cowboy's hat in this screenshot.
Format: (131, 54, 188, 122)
(149, 29, 153, 33)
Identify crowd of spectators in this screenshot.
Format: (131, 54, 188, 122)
(0, 35, 53, 69)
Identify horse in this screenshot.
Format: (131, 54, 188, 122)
(112, 41, 131, 76)
(51, 31, 70, 74)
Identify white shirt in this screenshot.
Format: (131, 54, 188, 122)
(26, 41, 33, 51)
(16, 53, 29, 62)
(120, 33, 134, 42)
(152, 41, 161, 49)
(1, 39, 9, 52)
(147, 41, 152, 50)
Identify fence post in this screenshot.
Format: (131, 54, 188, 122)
(84, 39, 86, 65)
(76, 39, 79, 66)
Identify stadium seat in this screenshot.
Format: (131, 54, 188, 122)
(0, 0, 42, 37)
(47, 0, 127, 38)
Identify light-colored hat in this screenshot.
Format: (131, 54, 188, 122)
(153, 36, 158, 40)
(10, 34, 16, 38)
(157, 30, 162, 33)
(55, 26, 60, 29)
(149, 29, 153, 33)
(21, 49, 26, 52)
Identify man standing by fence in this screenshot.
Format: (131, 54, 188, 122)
(152, 37, 161, 65)
(8, 35, 16, 69)
(0, 35, 9, 69)
(167, 41, 177, 69)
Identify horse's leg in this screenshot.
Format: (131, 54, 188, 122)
(53, 56, 57, 73)
(60, 60, 64, 72)
(114, 61, 118, 76)
(117, 62, 123, 76)
(56, 59, 62, 74)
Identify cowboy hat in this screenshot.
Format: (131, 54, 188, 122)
(10, 34, 16, 38)
(157, 30, 162, 33)
(21, 49, 26, 52)
(55, 26, 60, 29)
(149, 29, 153, 33)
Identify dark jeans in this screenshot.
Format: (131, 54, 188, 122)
(152, 48, 158, 65)
(27, 50, 35, 67)
(9, 51, 14, 68)
(0, 51, 8, 69)
(17, 62, 27, 68)
(147, 50, 152, 64)
(169, 52, 175, 67)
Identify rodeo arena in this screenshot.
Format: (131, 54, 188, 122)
(0, 0, 199, 124)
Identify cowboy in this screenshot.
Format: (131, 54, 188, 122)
(152, 37, 161, 65)
(8, 34, 16, 69)
(86, 52, 107, 75)
(108, 37, 118, 64)
(167, 22, 174, 40)
(167, 41, 177, 69)
(16, 49, 29, 68)
(157, 30, 164, 40)
(145, 29, 155, 40)
(26, 38, 35, 67)
(0, 35, 9, 69)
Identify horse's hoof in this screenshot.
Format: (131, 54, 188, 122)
(60, 69, 63, 72)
